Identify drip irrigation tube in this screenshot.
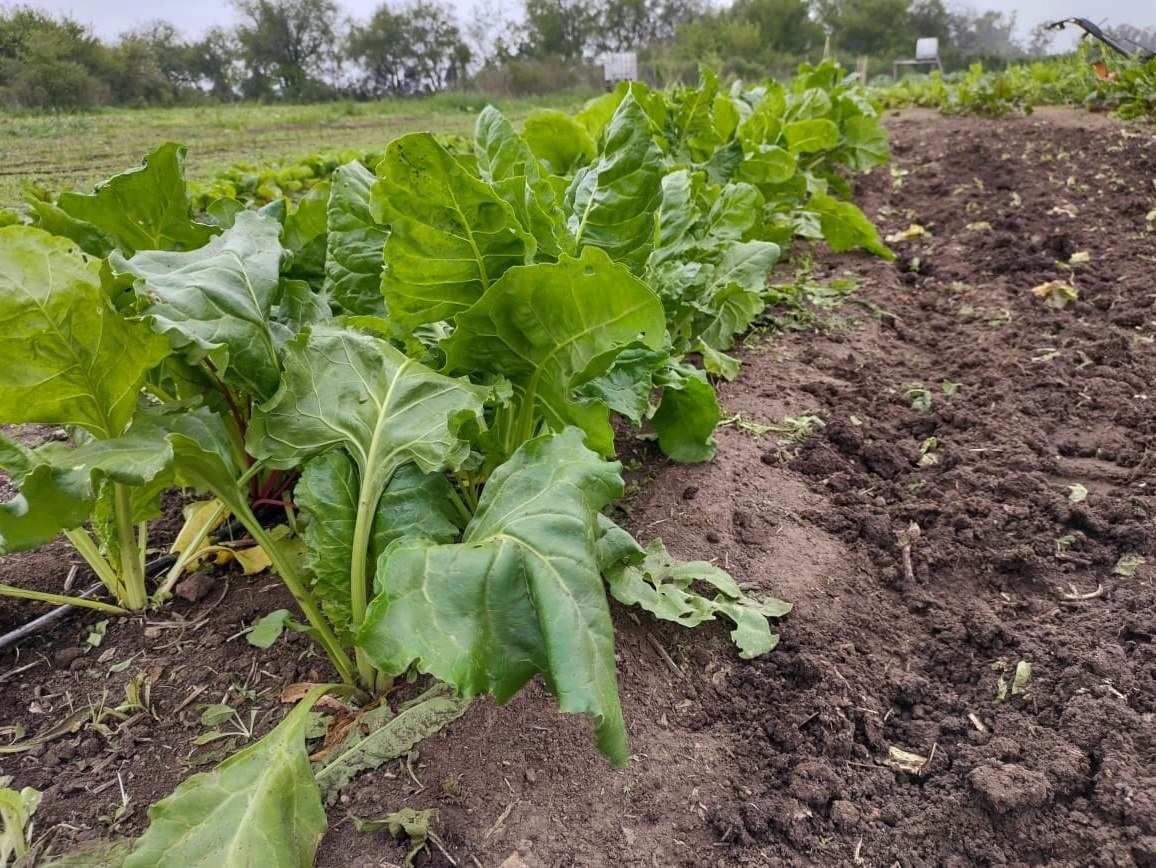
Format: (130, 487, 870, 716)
(0, 554, 178, 654)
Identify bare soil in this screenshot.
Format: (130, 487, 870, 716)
(2, 107, 1153, 867)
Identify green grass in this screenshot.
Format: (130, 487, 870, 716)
(0, 90, 596, 206)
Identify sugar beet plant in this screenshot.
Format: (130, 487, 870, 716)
(1, 61, 890, 863)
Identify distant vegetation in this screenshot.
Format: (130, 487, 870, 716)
(2, 0, 1154, 109)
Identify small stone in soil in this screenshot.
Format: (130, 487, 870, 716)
(53, 647, 84, 668)
(175, 572, 218, 603)
(706, 531, 721, 543)
(682, 485, 699, 500)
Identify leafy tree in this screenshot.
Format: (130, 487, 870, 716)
(189, 27, 242, 100)
(349, 1, 470, 95)
(234, 0, 341, 100)
(730, 0, 822, 53)
(518, 0, 595, 60)
(817, 0, 913, 57)
(0, 7, 110, 108)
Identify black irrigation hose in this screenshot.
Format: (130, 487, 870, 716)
(0, 554, 178, 654)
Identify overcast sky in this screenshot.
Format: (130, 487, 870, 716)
(12, 0, 1156, 43)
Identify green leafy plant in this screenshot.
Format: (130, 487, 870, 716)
(0, 59, 898, 867)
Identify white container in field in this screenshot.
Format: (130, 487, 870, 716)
(601, 52, 638, 84)
(915, 38, 940, 62)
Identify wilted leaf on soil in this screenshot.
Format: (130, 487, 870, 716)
(884, 223, 928, 243)
(313, 685, 469, 799)
(1113, 554, 1145, 577)
(1030, 280, 1077, 309)
(1067, 484, 1088, 503)
(0, 780, 41, 865)
(352, 808, 435, 866)
(888, 745, 929, 774)
(1011, 660, 1032, 696)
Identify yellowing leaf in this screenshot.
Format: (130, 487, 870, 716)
(1114, 554, 1145, 577)
(1030, 280, 1077, 309)
(1068, 251, 1091, 265)
(170, 499, 229, 557)
(884, 223, 928, 243)
(965, 221, 992, 231)
(888, 745, 929, 774)
(233, 544, 274, 576)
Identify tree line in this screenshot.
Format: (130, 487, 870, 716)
(3, 0, 1145, 109)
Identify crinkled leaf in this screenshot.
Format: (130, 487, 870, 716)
(358, 428, 629, 765)
(441, 247, 666, 456)
(522, 109, 596, 174)
(57, 143, 217, 255)
(697, 341, 741, 381)
(124, 686, 329, 868)
(652, 363, 719, 463)
(26, 199, 113, 257)
(275, 278, 331, 335)
(247, 609, 293, 648)
(565, 91, 664, 273)
(474, 107, 570, 261)
(112, 211, 286, 402)
(248, 324, 486, 480)
(840, 116, 890, 172)
(697, 283, 766, 352)
(314, 685, 469, 798)
(739, 146, 797, 186)
(784, 119, 839, 154)
(282, 183, 329, 284)
(575, 346, 668, 426)
(0, 226, 169, 437)
(324, 162, 389, 316)
(372, 133, 535, 332)
(605, 536, 791, 657)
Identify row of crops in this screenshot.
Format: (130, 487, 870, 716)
(876, 50, 1156, 119)
(0, 61, 893, 864)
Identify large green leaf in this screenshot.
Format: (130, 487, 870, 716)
(652, 363, 719, 463)
(248, 324, 486, 480)
(112, 211, 286, 402)
(441, 247, 666, 456)
(359, 428, 629, 765)
(565, 91, 664, 273)
(807, 193, 894, 260)
(56, 143, 217, 255)
(281, 182, 329, 284)
(522, 109, 596, 174)
(324, 161, 389, 316)
(372, 133, 535, 332)
(124, 686, 329, 868)
(784, 119, 839, 154)
(0, 226, 169, 438)
(295, 452, 461, 636)
(840, 116, 890, 172)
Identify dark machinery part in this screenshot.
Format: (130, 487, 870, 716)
(1045, 18, 1156, 61)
